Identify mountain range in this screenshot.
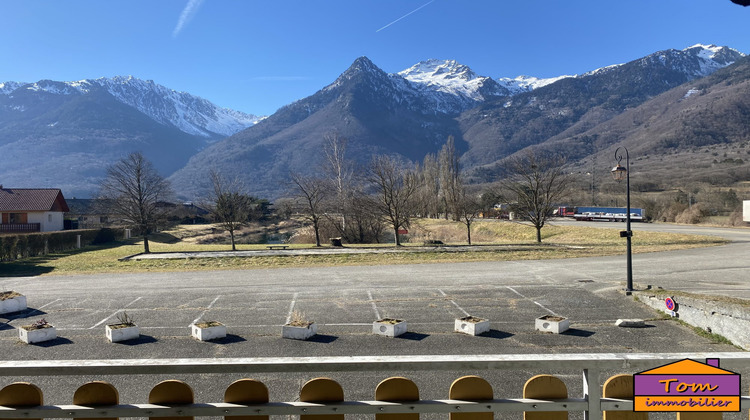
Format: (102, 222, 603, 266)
(1, 44, 748, 200)
(169, 44, 747, 199)
(0, 76, 261, 197)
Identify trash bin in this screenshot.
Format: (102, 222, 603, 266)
(330, 237, 343, 247)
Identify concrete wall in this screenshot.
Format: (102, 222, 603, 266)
(636, 292, 750, 350)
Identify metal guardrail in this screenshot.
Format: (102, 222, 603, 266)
(0, 352, 748, 419)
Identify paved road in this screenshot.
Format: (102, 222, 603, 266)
(547, 220, 750, 299)
(114, 220, 750, 300)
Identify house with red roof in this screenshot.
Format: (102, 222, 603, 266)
(0, 186, 70, 233)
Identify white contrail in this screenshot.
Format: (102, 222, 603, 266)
(376, 0, 436, 32)
(173, 0, 205, 38)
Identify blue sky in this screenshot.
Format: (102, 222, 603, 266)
(3, 1, 749, 116)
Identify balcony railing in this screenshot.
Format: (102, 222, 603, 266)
(0, 223, 40, 233)
(0, 352, 748, 419)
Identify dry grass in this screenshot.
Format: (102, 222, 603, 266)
(0, 219, 727, 276)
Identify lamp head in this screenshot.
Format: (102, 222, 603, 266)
(611, 164, 627, 182)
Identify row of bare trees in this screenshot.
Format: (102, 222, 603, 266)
(98, 152, 267, 253)
(99, 139, 571, 253)
(288, 132, 572, 246)
(288, 134, 503, 246)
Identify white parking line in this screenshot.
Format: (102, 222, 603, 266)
(15, 298, 63, 320)
(89, 296, 142, 329)
(505, 286, 558, 316)
(367, 290, 381, 320)
(438, 289, 470, 317)
(285, 292, 299, 324)
(190, 295, 222, 326)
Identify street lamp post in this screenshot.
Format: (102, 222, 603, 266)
(611, 147, 633, 293)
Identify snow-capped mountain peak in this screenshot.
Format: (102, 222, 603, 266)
(502, 44, 745, 91)
(604, 44, 746, 79)
(398, 59, 508, 105)
(0, 76, 262, 138)
(399, 59, 478, 82)
(0, 81, 25, 95)
(93, 76, 262, 138)
(688, 44, 725, 59)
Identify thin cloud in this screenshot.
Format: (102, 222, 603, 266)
(173, 0, 205, 38)
(376, 0, 436, 32)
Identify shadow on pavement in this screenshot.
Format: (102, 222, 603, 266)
(308, 334, 338, 343)
(115, 335, 158, 346)
(209, 334, 247, 344)
(3, 308, 48, 322)
(480, 329, 514, 340)
(563, 328, 596, 337)
(31, 337, 75, 347)
(398, 332, 430, 341)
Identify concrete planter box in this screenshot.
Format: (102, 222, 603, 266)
(0, 292, 27, 315)
(105, 324, 140, 343)
(373, 318, 407, 338)
(282, 322, 317, 340)
(535, 315, 570, 334)
(455, 316, 490, 336)
(19, 325, 56, 344)
(192, 321, 227, 341)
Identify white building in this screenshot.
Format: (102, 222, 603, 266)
(0, 187, 70, 233)
(744, 200, 750, 223)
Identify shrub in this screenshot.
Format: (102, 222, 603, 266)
(92, 228, 117, 244)
(675, 204, 711, 224)
(0, 228, 128, 262)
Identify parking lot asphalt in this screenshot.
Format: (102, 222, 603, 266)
(0, 270, 743, 413)
(1, 222, 748, 418)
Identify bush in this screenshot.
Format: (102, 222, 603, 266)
(0, 228, 128, 262)
(675, 204, 711, 224)
(92, 228, 117, 245)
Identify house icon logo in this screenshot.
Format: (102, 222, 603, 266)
(634, 358, 740, 412)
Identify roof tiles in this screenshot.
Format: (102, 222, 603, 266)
(0, 188, 70, 212)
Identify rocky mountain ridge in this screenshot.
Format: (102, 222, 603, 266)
(0, 76, 262, 138)
(1, 44, 746, 200)
(169, 44, 746, 199)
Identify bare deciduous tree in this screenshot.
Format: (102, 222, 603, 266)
(503, 151, 570, 243)
(99, 152, 172, 253)
(369, 155, 418, 246)
(456, 187, 481, 245)
(322, 132, 354, 236)
(323, 132, 352, 200)
(290, 173, 327, 247)
(439, 136, 461, 220)
(414, 153, 441, 218)
(206, 170, 252, 251)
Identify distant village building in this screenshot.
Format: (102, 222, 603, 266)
(744, 200, 750, 222)
(65, 198, 114, 229)
(0, 186, 70, 233)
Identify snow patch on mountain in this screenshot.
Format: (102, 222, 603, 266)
(0, 81, 25, 95)
(628, 44, 745, 79)
(95, 76, 262, 138)
(0, 76, 262, 138)
(497, 74, 575, 94)
(398, 59, 508, 103)
(684, 88, 701, 99)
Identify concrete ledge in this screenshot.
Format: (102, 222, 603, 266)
(634, 291, 750, 350)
